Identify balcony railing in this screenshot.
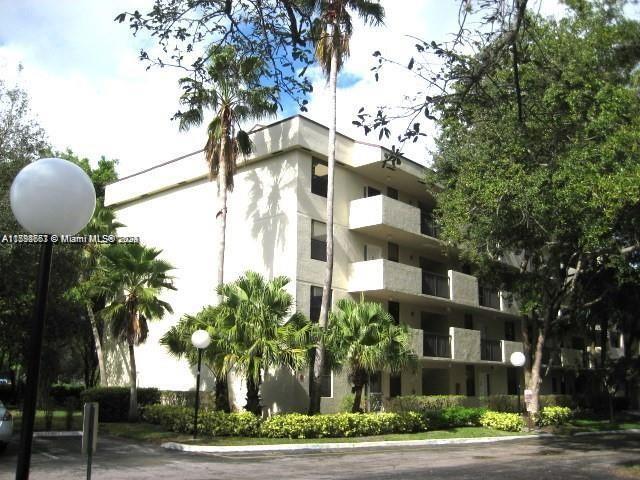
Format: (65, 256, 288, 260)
(423, 333, 451, 358)
(420, 211, 440, 238)
(422, 271, 450, 298)
(310, 238, 327, 261)
(481, 339, 502, 361)
(479, 286, 500, 309)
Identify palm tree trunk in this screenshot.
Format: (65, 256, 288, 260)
(128, 342, 139, 422)
(351, 369, 367, 413)
(86, 302, 107, 386)
(245, 375, 262, 416)
(216, 141, 228, 303)
(215, 373, 230, 413)
(310, 34, 339, 416)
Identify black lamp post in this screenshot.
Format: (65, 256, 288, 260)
(190, 329, 211, 439)
(10, 158, 96, 480)
(510, 351, 526, 413)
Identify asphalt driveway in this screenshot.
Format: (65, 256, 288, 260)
(0, 432, 638, 479)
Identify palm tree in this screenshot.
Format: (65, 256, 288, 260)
(175, 46, 278, 301)
(69, 201, 124, 386)
(160, 306, 231, 412)
(303, 0, 385, 414)
(326, 297, 416, 413)
(216, 271, 315, 415)
(98, 243, 175, 421)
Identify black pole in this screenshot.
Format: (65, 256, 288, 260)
(193, 348, 203, 439)
(517, 382, 521, 414)
(16, 241, 54, 480)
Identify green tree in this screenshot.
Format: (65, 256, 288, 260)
(174, 46, 278, 300)
(98, 243, 175, 420)
(326, 297, 416, 413)
(303, 0, 385, 415)
(216, 271, 314, 415)
(160, 306, 231, 412)
(427, 2, 640, 414)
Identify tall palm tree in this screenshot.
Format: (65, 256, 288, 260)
(216, 271, 315, 415)
(98, 243, 175, 421)
(160, 306, 231, 412)
(175, 46, 278, 301)
(303, 0, 385, 414)
(68, 201, 124, 386)
(326, 297, 416, 413)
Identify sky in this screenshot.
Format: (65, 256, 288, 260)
(0, 0, 613, 177)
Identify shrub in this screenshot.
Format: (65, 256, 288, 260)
(81, 387, 160, 422)
(537, 406, 572, 427)
(387, 395, 475, 413)
(143, 405, 261, 436)
(479, 411, 524, 432)
(159, 390, 217, 409)
(539, 395, 574, 409)
(259, 412, 426, 439)
(49, 384, 84, 407)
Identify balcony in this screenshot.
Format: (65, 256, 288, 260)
(411, 327, 524, 364)
(423, 333, 451, 358)
(479, 286, 500, 309)
(348, 195, 441, 249)
(481, 339, 502, 362)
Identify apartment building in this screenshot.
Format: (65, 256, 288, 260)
(103, 115, 608, 413)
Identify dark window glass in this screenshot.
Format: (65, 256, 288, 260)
(465, 365, 476, 396)
(571, 336, 585, 350)
(388, 242, 399, 262)
(311, 220, 327, 261)
(486, 374, 491, 396)
(464, 313, 473, 330)
(507, 368, 518, 395)
(310, 286, 323, 323)
(505, 321, 515, 341)
(387, 187, 399, 199)
(610, 331, 620, 348)
(365, 186, 381, 197)
(369, 371, 382, 394)
(311, 158, 328, 197)
(390, 374, 402, 398)
(388, 301, 400, 325)
(552, 377, 558, 394)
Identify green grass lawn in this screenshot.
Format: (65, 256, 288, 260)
(100, 423, 529, 446)
(551, 416, 640, 435)
(10, 410, 84, 432)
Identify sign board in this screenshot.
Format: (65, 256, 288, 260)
(82, 402, 99, 455)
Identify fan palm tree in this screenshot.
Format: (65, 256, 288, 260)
(326, 297, 416, 413)
(216, 271, 315, 415)
(160, 306, 231, 412)
(174, 46, 278, 301)
(303, 0, 385, 414)
(68, 201, 124, 386)
(98, 243, 175, 421)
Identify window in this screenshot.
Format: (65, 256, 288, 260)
(311, 158, 328, 197)
(504, 321, 515, 341)
(369, 372, 382, 394)
(388, 301, 400, 325)
(610, 331, 621, 349)
(364, 186, 381, 197)
(320, 364, 332, 397)
(310, 286, 323, 323)
(464, 313, 473, 330)
(465, 365, 476, 396)
(311, 220, 327, 261)
(507, 368, 518, 395)
(486, 374, 491, 396)
(388, 242, 399, 262)
(390, 374, 402, 398)
(387, 187, 398, 199)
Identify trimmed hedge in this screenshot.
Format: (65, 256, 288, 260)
(49, 384, 84, 407)
(260, 412, 425, 439)
(536, 406, 572, 427)
(159, 390, 217, 409)
(388, 395, 574, 414)
(479, 411, 524, 432)
(422, 407, 487, 429)
(81, 387, 160, 422)
(143, 405, 426, 439)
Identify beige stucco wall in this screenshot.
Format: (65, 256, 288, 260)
(450, 327, 481, 362)
(449, 270, 479, 306)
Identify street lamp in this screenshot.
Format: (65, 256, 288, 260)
(510, 351, 526, 414)
(10, 158, 96, 480)
(191, 329, 211, 439)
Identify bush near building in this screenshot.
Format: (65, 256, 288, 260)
(81, 387, 160, 422)
(387, 394, 575, 414)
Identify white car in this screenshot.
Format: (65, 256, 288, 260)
(0, 401, 13, 452)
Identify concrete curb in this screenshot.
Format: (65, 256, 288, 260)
(33, 431, 82, 438)
(573, 428, 640, 437)
(161, 433, 553, 454)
